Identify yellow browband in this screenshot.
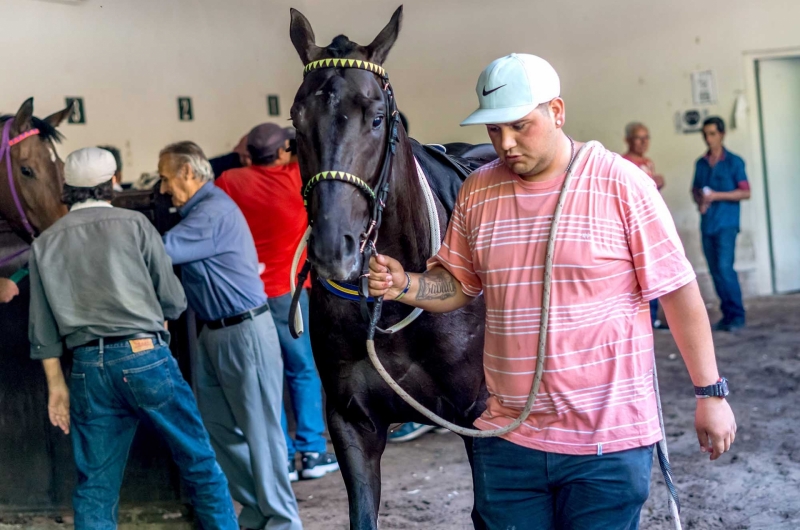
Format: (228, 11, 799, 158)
(300, 59, 389, 208)
(303, 58, 387, 78)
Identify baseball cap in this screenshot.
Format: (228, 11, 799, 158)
(461, 53, 561, 126)
(64, 147, 116, 188)
(246, 123, 296, 164)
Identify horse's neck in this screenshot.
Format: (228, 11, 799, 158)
(377, 138, 437, 273)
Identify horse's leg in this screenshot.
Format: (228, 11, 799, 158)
(462, 436, 488, 530)
(328, 407, 388, 530)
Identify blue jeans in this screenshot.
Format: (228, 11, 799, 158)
(69, 337, 237, 530)
(268, 290, 327, 458)
(702, 228, 745, 324)
(650, 298, 659, 326)
(472, 437, 653, 530)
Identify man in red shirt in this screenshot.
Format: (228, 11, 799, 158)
(622, 122, 668, 330)
(216, 123, 338, 482)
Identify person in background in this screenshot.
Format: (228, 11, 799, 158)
(97, 145, 124, 192)
(159, 141, 302, 530)
(28, 147, 237, 529)
(209, 134, 252, 178)
(621, 122, 668, 330)
(691, 116, 750, 331)
(216, 123, 339, 482)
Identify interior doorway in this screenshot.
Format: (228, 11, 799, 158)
(756, 55, 800, 293)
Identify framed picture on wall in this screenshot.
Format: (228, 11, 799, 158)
(65, 97, 85, 124)
(268, 95, 280, 116)
(178, 97, 193, 121)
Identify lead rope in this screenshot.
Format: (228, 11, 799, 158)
(364, 138, 586, 438)
(654, 356, 683, 529)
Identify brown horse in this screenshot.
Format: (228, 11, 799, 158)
(0, 98, 72, 244)
(290, 7, 488, 529)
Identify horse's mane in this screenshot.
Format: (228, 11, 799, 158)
(324, 35, 360, 58)
(0, 115, 64, 143)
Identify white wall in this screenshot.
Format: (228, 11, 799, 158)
(3, 0, 799, 297)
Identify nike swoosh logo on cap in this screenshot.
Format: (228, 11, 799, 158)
(482, 84, 507, 96)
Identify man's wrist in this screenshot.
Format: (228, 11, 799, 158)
(694, 377, 729, 398)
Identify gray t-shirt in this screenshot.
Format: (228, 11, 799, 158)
(29, 203, 187, 359)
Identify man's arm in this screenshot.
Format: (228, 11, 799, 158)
(28, 251, 70, 434)
(142, 222, 187, 320)
(162, 212, 217, 266)
(660, 280, 737, 460)
(368, 254, 474, 313)
(41, 358, 69, 434)
(707, 188, 751, 203)
(691, 187, 704, 207)
(651, 174, 665, 190)
(28, 251, 64, 360)
(0, 278, 19, 303)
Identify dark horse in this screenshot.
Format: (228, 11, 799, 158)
(290, 7, 489, 529)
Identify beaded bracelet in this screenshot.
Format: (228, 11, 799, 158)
(394, 272, 412, 301)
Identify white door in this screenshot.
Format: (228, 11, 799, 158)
(758, 57, 800, 293)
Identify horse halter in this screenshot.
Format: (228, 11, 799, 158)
(299, 57, 402, 312)
(0, 119, 41, 239)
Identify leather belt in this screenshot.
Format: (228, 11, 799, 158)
(206, 303, 270, 330)
(80, 332, 159, 349)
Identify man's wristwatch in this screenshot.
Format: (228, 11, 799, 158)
(694, 377, 729, 399)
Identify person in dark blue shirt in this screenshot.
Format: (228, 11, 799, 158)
(691, 117, 751, 331)
(159, 141, 302, 530)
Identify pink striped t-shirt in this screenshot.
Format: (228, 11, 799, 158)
(429, 142, 695, 455)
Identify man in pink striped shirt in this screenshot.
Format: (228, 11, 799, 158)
(369, 54, 736, 529)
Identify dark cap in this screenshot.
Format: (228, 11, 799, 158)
(246, 123, 295, 165)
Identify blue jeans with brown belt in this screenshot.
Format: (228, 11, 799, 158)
(69, 336, 237, 530)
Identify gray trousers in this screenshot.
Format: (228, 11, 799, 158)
(196, 311, 302, 530)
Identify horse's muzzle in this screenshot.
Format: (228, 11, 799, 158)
(307, 229, 362, 282)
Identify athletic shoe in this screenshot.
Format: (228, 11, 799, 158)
(387, 423, 436, 443)
(301, 452, 340, 480)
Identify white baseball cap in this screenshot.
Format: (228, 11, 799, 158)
(461, 53, 561, 126)
(65, 147, 117, 188)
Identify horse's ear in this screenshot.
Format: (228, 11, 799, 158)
(366, 5, 403, 65)
(290, 8, 323, 65)
(12, 98, 34, 134)
(43, 100, 74, 129)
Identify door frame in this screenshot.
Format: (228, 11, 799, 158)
(743, 47, 800, 294)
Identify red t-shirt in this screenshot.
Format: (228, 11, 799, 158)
(216, 162, 309, 297)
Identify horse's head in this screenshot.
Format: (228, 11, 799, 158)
(290, 6, 403, 281)
(0, 98, 71, 241)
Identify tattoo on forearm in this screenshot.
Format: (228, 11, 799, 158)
(416, 272, 457, 301)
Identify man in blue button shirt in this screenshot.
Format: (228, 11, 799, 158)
(159, 142, 302, 530)
(691, 117, 751, 331)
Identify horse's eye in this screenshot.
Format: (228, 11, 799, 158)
(20, 166, 34, 178)
(372, 116, 384, 129)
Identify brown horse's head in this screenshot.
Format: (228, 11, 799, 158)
(290, 6, 403, 281)
(0, 98, 72, 242)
